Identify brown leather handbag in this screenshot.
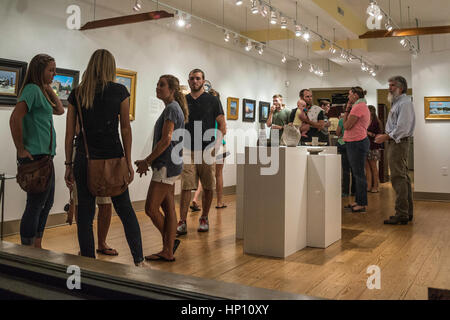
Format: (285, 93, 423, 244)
(76, 102, 130, 197)
(17, 156, 53, 194)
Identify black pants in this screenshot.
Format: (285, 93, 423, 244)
(73, 152, 143, 264)
(337, 144, 356, 196)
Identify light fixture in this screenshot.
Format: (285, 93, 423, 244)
(133, 0, 142, 11)
(298, 61, 303, 69)
(245, 40, 252, 51)
(385, 20, 393, 31)
(281, 55, 287, 63)
(224, 31, 230, 42)
(280, 16, 287, 29)
(400, 38, 408, 47)
(309, 64, 314, 73)
(258, 45, 264, 55)
(329, 45, 336, 54)
(251, 0, 259, 14)
(320, 38, 326, 49)
(260, 4, 269, 18)
(176, 11, 185, 27)
(295, 24, 303, 37)
(270, 9, 278, 25)
(235, 0, 243, 6)
(340, 50, 348, 59)
(302, 29, 310, 42)
(366, 0, 381, 18)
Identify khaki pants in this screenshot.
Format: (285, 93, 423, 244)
(387, 139, 413, 218)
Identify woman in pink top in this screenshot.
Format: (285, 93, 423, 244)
(343, 87, 370, 213)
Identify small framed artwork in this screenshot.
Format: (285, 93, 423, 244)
(227, 97, 239, 120)
(0, 58, 28, 105)
(116, 68, 137, 121)
(51, 68, 79, 106)
(243, 99, 256, 122)
(425, 96, 450, 120)
(259, 101, 270, 123)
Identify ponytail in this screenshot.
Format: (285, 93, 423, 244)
(160, 75, 189, 123)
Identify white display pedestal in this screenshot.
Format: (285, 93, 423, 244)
(236, 146, 341, 258)
(307, 154, 342, 248)
(242, 147, 308, 258)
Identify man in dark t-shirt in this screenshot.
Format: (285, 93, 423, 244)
(177, 69, 226, 235)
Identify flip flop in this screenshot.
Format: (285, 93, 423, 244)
(144, 253, 175, 262)
(215, 204, 227, 209)
(96, 248, 119, 256)
(173, 239, 181, 254)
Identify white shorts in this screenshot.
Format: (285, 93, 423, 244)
(151, 166, 179, 185)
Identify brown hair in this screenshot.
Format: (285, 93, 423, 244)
(189, 68, 205, 80)
(160, 75, 189, 123)
(273, 94, 283, 99)
(350, 86, 367, 99)
(368, 105, 382, 130)
(19, 54, 55, 106)
(209, 88, 220, 99)
(299, 89, 311, 99)
(76, 49, 116, 109)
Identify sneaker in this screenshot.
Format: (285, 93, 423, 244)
(197, 216, 209, 232)
(176, 220, 187, 235)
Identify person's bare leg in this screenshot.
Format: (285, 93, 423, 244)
(215, 163, 224, 207)
(365, 159, 372, 192)
(370, 160, 379, 191)
(179, 189, 192, 222)
(34, 238, 42, 249)
(159, 186, 177, 260)
(201, 189, 213, 218)
(145, 182, 170, 237)
(97, 203, 113, 251)
(192, 181, 202, 208)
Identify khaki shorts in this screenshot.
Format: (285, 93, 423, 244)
(151, 166, 180, 185)
(181, 152, 216, 191)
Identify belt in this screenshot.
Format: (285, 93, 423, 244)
(388, 137, 411, 143)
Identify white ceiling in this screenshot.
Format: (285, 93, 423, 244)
(114, 0, 449, 69)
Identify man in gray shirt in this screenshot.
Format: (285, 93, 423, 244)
(375, 76, 415, 225)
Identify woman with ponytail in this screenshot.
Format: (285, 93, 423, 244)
(135, 75, 187, 262)
(10, 54, 64, 247)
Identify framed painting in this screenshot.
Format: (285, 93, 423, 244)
(227, 97, 239, 120)
(259, 101, 270, 123)
(116, 68, 137, 121)
(0, 58, 28, 105)
(425, 96, 450, 120)
(51, 68, 79, 106)
(243, 99, 256, 122)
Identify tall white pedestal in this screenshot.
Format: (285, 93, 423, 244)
(242, 147, 308, 258)
(307, 154, 342, 248)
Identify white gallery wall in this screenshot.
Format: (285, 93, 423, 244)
(0, 0, 287, 222)
(412, 32, 450, 194)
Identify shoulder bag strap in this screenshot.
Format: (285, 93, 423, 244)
(75, 96, 91, 160)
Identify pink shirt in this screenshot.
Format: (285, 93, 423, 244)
(343, 101, 370, 142)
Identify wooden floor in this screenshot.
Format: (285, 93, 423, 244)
(4, 182, 450, 300)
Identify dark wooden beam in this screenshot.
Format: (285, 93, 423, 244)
(359, 25, 450, 39)
(80, 10, 174, 31)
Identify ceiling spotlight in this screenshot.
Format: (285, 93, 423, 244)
(302, 29, 310, 42)
(320, 38, 326, 49)
(176, 11, 186, 27)
(385, 20, 393, 32)
(340, 50, 347, 59)
(371, 71, 377, 77)
(400, 38, 408, 47)
(280, 16, 288, 29)
(377, 13, 384, 21)
(270, 10, 278, 25)
(133, 0, 142, 11)
(235, 0, 243, 6)
(298, 61, 303, 69)
(245, 40, 252, 52)
(309, 64, 314, 73)
(251, 1, 259, 14)
(295, 25, 303, 37)
(281, 55, 287, 63)
(224, 31, 230, 42)
(367, 0, 381, 18)
(260, 4, 269, 18)
(329, 45, 336, 54)
(258, 46, 264, 55)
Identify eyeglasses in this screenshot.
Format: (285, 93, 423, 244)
(189, 77, 202, 81)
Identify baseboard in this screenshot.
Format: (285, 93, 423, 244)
(414, 192, 450, 202)
(1, 185, 237, 238)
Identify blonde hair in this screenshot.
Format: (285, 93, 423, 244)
(19, 54, 55, 106)
(160, 75, 189, 123)
(76, 49, 116, 109)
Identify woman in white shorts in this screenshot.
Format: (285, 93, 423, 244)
(135, 75, 188, 262)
